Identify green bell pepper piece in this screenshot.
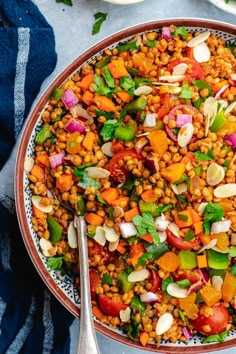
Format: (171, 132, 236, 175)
(178, 251, 197, 270)
(117, 271, 134, 292)
(229, 246, 236, 257)
(210, 111, 228, 133)
(139, 202, 159, 217)
(114, 126, 136, 141)
(209, 268, 226, 278)
(47, 215, 63, 243)
(50, 88, 64, 101)
(35, 124, 52, 145)
(207, 249, 229, 269)
(146, 242, 169, 261)
(125, 96, 147, 112)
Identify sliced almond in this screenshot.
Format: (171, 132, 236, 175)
(40, 238, 57, 257)
(198, 238, 217, 253)
(32, 195, 53, 213)
(113, 206, 124, 218)
(193, 42, 211, 63)
(159, 75, 185, 83)
(168, 223, 180, 237)
(24, 157, 34, 172)
(155, 214, 169, 231)
(171, 182, 187, 195)
(212, 275, 223, 291)
(94, 226, 106, 246)
(177, 123, 194, 147)
(85, 167, 110, 179)
(166, 283, 188, 298)
(101, 142, 114, 157)
(172, 63, 188, 76)
(119, 307, 131, 322)
(158, 231, 167, 243)
(225, 101, 236, 115)
(214, 184, 236, 198)
(103, 224, 120, 242)
(206, 163, 225, 186)
(68, 221, 78, 249)
(128, 268, 149, 282)
(108, 238, 120, 252)
(198, 202, 208, 216)
(152, 82, 179, 87)
(187, 31, 211, 48)
(134, 85, 152, 96)
(204, 97, 217, 124)
(156, 313, 174, 335)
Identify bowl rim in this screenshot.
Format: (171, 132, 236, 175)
(15, 17, 236, 353)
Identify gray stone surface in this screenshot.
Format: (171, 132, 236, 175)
(1, 0, 235, 353)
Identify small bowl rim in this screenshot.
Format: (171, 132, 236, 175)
(15, 17, 236, 353)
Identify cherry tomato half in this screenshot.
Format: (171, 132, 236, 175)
(109, 149, 143, 182)
(89, 268, 101, 300)
(166, 229, 200, 251)
(168, 58, 205, 81)
(148, 269, 162, 293)
(98, 294, 128, 317)
(191, 304, 229, 335)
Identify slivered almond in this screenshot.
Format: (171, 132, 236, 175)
(102, 142, 114, 157)
(85, 167, 110, 179)
(193, 42, 211, 63)
(166, 283, 188, 298)
(206, 163, 225, 186)
(171, 182, 187, 195)
(187, 31, 211, 48)
(172, 63, 188, 75)
(212, 276, 223, 291)
(108, 238, 120, 252)
(40, 238, 57, 258)
(198, 239, 217, 253)
(128, 268, 149, 282)
(113, 206, 124, 218)
(225, 101, 236, 115)
(24, 157, 34, 172)
(103, 224, 120, 242)
(168, 223, 180, 237)
(156, 313, 174, 335)
(152, 82, 179, 87)
(32, 195, 53, 213)
(68, 221, 78, 249)
(214, 184, 236, 198)
(120, 307, 131, 322)
(177, 123, 194, 147)
(159, 75, 185, 82)
(134, 85, 152, 96)
(94, 226, 107, 246)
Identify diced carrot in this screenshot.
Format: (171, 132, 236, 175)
(111, 196, 129, 209)
(85, 213, 103, 226)
(132, 53, 153, 75)
(100, 188, 119, 205)
(107, 59, 129, 78)
(200, 285, 222, 307)
(218, 199, 234, 212)
(174, 210, 193, 228)
(94, 95, 116, 112)
(197, 254, 208, 268)
(56, 173, 74, 191)
(211, 232, 229, 251)
(148, 130, 169, 156)
(139, 233, 153, 243)
(92, 306, 104, 320)
(82, 132, 96, 152)
(182, 151, 194, 164)
(229, 86, 236, 96)
(140, 332, 149, 347)
(112, 141, 124, 152)
(213, 80, 228, 94)
(222, 272, 236, 302)
(32, 205, 46, 219)
(124, 206, 140, 222)
(116, 91, 132, 103)
(190, 209, 202, 223)
(31, 165, 45, 183)
(178, 292, 199, 319)
(199, 232, 212, 245)
(81, 90, 94, 106)
(193, 221, 203, 235)
(218, 121, 236, 135)
(79, 73, 94, 91)
(36, 152, 49, 167)
(141, 189, 158, 203)
(116, 244, 127, 254)
(130, 243, 145, 267)
(67, 132, 81, 154)
(157, 251, 180, 272)
(161, 162, 185, 183)
(119, 239, 127, 247)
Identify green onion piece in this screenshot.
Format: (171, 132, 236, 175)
(210, 111, 228, 133)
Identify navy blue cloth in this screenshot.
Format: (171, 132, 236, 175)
(0, 1, 74, 353)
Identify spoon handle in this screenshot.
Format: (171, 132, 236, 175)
(75, 215, 100, 354)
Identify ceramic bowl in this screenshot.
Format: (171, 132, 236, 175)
(15, 18, 236, 353)
(102, 0, 144, 4)
(208, 0, 236, 15)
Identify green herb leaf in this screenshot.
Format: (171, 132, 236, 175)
(192, 80, 213, 96)
(202, 203, 224, 223)
(131, 294, 145, 314)
(146, 40, 156, 47)
(231, 264, 236, 276)
(201, 331, 228, 343)
(134, 77, 152, 88)
(179, 82, 193, 100)
(108, 206, 114, 219)
(92, 12, 107, 35)
(75, 170, 100, 190)
(176, 195, 189, 205)
(117, 41, 140, 52)
(161, 277, 174, 299)
(178, 214, 189, 222)
(156, 203, 174, 213)
(97, 195, 106, 204)
(119, 76, 135, 95)
(128, 68, 139, 76)
(56, 0, 73, 6)
(91, 74, 111, 96)
(100, 119, 120, 141)
(95, 56, 112, 69)
(223, 160, 230, 172)
(47, 256, 65, 270)
(104, 66, 115, 88)
(172, 26, 188, 40)
(135, 253, 153, 270)
(132, 213, 160, 244)
(176, 279, 191, 288)
(203, 221, 211, 236)
(101, 272, 113, 285)
(123, 315, 140, 340)
(194, 165, 203, 176)
(73, 162, 97, 173)
(120, 176, 136, 190)
(174, 173, 189, 185)
(194, 149, 215, 161)
(178, 309, 187, 324)
(184, 230, 195, 241)
(95, 110, 114, 120)
(193, 97, 205, 110)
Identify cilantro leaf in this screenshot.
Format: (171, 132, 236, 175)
(194, 149, 215, 161)
(73, 162, 97, 172)
(104, 66, 115, 88)
(156, 203, 174, 213)
(176, 195, 189, 205)
(120, 176, 136, 190)
(134, 77, 152, 87)
(194, 165, 203, 176)
(135, 253, 153, 270)
(161, 277, 174, 299)
(56, 0, 73, 6)
(132, 213, 160, 244)
(108, 206, 114, 219)
(128, 68, 139, 76)
(91, 74, 111, 96)
(172, 26, 188, 40)
(95, 110, 114, 120)
(179, 82, 193, 100)
(120, 76, 135, 95)
(92, 12, 107, 35)
(47, 256, 65, 271)
(75, 170, 100, 190)
(192, 80, 213, 96)
(97, 195, 106, 204)
(202, 203, 224, 236)
(123, 315, 140, 340)
(193, 97, 205, 110)
(178, 309, 187, 324)
(184, 229, 195, 241)
(100, 119, 120, 141)
(101, 272, 113, 285)
(117, 41, 140, 52)
(146, 40, 156, 47)
(223, 160, 230, 172)
(131, 294, 145, 314)
(201, 331, 228, 343)
(176, 279, 191, 288)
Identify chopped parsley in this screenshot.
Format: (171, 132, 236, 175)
(101, 273, 113, 285)
(172, 26, 188, 40)
(223, 160, 230, 172)
(56, 0, 73, 6)
(194, 165, 203, 176)
(100, 119, 120, 141)
(74, 169, 100, 190)
(161, 277, 174, 299)
(146, 40, 156, 47)
(108, 206, 114, 219)
(47, 256, 65, 271)
(156, 203, 174, 213)
(135, 253, 153, 269)
(179, 82, 193, 100)
(91, 74, 111, 96)
(192, 80, 213, 96)
(201, 331, 228, 343)
(178, 309, 187, 324)
(117, 41, 140, 52)
(103, 66, 115, 88)
(176, 279, 191, 288)
(131, 294, 145, 314)
(97, 195, 106, 204)
(92, 12, 107, 35)
(132, 213, 160, 244)
(202, 202, 224, 236)
(176, 195, 189, 205)
(95, 110, 114, 120)
(193, 97, 205, 110)
(194, 149, 215, 161)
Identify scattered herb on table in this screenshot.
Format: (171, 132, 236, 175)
(92, 12, 108, 35)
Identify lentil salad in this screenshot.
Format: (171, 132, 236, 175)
(26, 25, 236, 347)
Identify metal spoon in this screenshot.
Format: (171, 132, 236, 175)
(74, 215, 100, 354)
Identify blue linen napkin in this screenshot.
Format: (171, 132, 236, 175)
(0, 1, 74, 353)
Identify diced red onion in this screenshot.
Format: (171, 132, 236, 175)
(63, 155, 75, 165)
(143, 113, 156, 128)
(176, 114, 192, 128)
(187, 280, 202, 295)
(182, 327, 192, 340)
(162, 27, 172, 40)
(231, 73, 236, 82)
(61, 89, 78, 109)
(64, 119, 86, 134)
(140, 292, 160, 303)
(215, 84, 229, 100)
(135, 137, 149, 153)
(49, 151, 65, 170)
(197, 268, 210, 283)
(145, 156, 159, 172)
(224, 133, 236, 148)
(165, 125, 177, 141)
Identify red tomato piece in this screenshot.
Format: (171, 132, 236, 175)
(98, 294, 128, 317)
(109, 149, 143, 182)
(156, 94, 174, 120)
(89, 268, 101, 300)
(173, 269, 201, 284)
(191, 304, 229, 335)
(166, 229, 200, 251)
(168, 58, 205, 80)
(148, 269, 162, 293)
